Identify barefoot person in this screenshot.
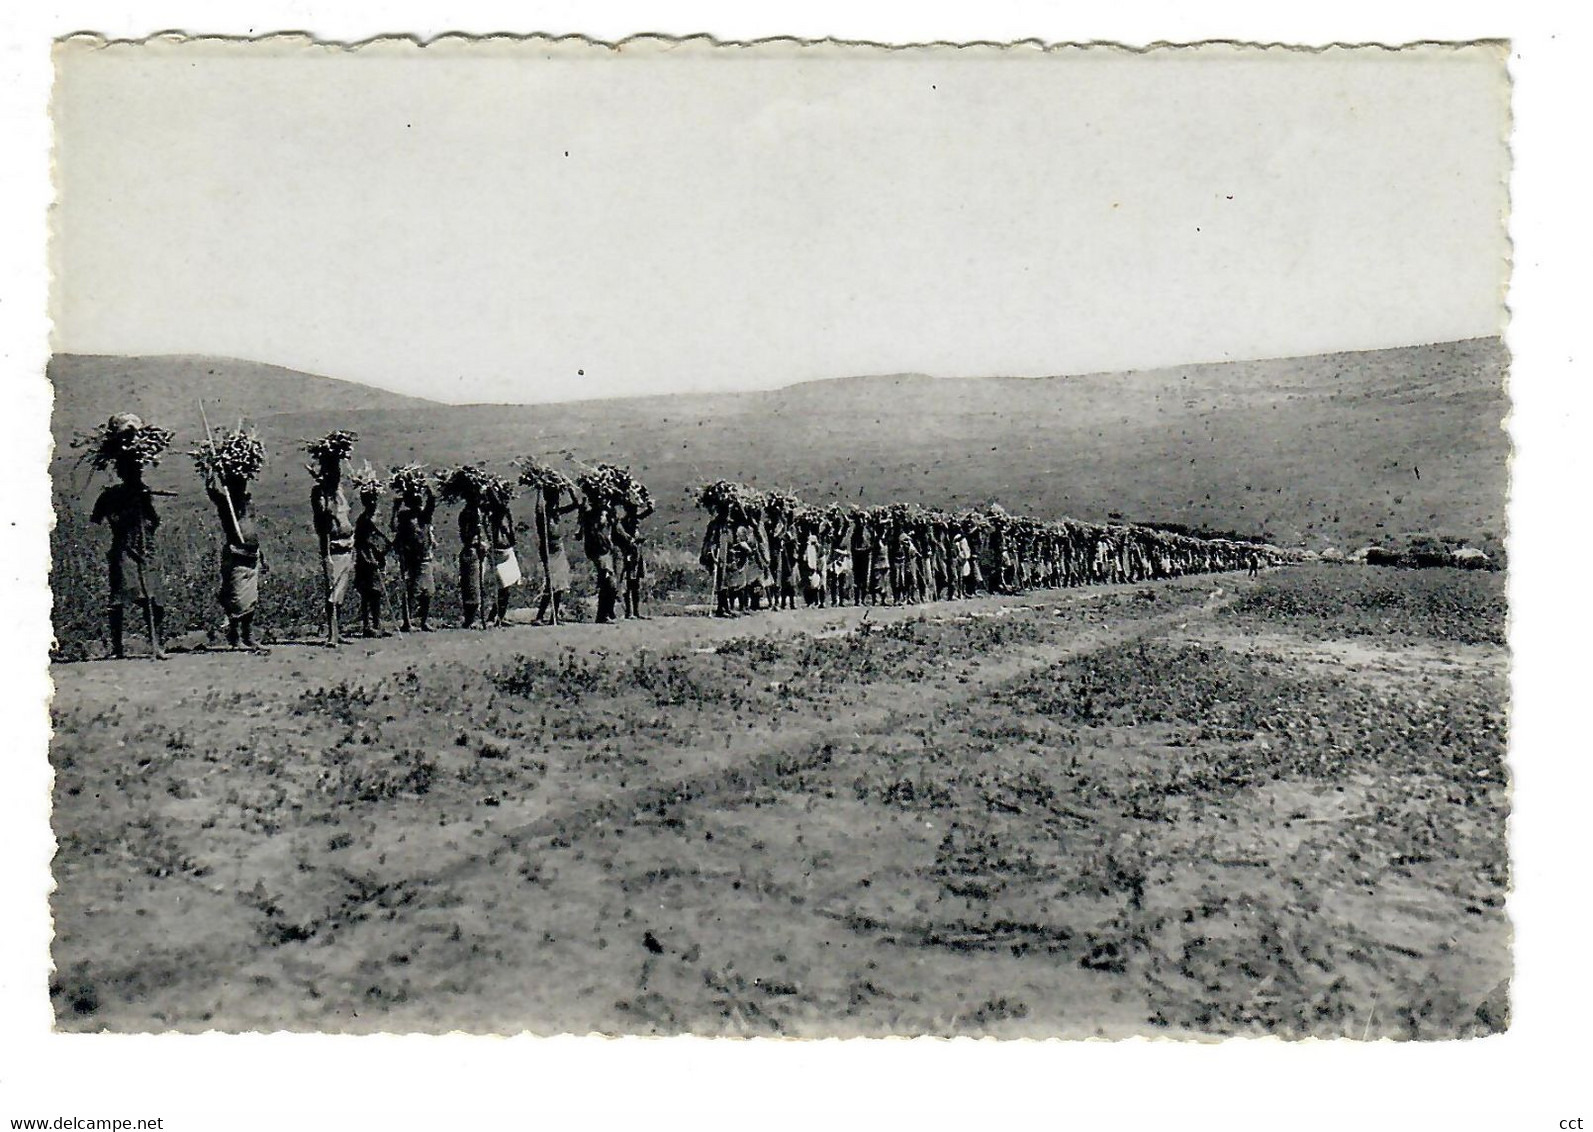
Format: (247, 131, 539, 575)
(695, 479, 756, 618)
(351, 463, 393, 638)
(306, 430, 359, 648)
(531, 477, 579, 625)
(438, 465, 491, 629)
(484, 475, 520, 627)
(192, 423, 269, 653)
(699, 496, 735, 618)
(617, 484, 655, 620)
(77, 413, 173, 659)
(574, 463, 647, 625)
(389, 465, 436, 632)
(579, 495, 619, 624)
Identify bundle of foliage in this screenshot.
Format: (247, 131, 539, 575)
(577, 462, 651, 511)
(481, 472, 517, 508)
(389, 463, 432, 501)
(514, 457, 576, 495)
(695, 479, 765, 514)
(190, 425, 267, 483)
(764, 489, 802, 519)
(349, 460, 386, 497)
(302, 429, 359, 463)
(436, 464, 494, 504)
(72, 414, 175, 472)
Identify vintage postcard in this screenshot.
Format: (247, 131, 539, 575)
(45, 35, 1510, 1039)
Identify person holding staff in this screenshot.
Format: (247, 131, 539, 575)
(76, 413, 173, 660)
(191, 420, 269, 653)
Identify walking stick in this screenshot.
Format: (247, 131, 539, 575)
(711, 531, 722, 616)
(479, 541, 490, 628)
(133, 553, 162, 660)
(537, 492, 556, 625)
(198, 401, 242, 541)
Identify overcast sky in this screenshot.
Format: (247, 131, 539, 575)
(51, 38, 1509, 404)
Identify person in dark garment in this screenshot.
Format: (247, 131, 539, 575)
(580, 497, 620, 624)
(617, 493, 655, 620)
(390, 473, 437, 632)
(353, 480, 393, 638)
(484, 481, 520, 627)
(457, 489, 489, 629)
(88, 418, 169, 660)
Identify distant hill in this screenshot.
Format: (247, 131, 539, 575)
(48, 354, 431, 446)
(49, 339, 1509, 561)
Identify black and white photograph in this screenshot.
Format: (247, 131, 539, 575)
(37, 34, 1517, 1043)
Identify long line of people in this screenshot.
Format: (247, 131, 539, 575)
(73, 414, 1281, 658)
(696, 483, 1281, 618)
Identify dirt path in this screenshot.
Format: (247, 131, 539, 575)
(48, 568, 1509, 1038)
(51, 577, 1241, 710)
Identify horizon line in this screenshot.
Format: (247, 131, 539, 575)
(50, 333, 1506, 411)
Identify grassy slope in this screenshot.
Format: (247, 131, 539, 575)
(50, 337, 1508, 565)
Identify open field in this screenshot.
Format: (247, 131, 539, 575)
(47, 338, 1509, 657)
(48, 565, 1509, 1037)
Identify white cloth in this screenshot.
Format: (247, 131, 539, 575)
(494, 548, 522, 588)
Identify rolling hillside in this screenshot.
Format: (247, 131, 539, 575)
(50, 338, 1509, 559)
(47, 354, 431, 445)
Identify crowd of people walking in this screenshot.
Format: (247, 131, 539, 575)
(71, 413, 1279, 659)
(694, 481, 1273, 618)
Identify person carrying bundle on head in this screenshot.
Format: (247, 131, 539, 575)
(306, 430, 360, 648)
(955, 523, 974, 599)
(894, 519, 921, 606)
(736, 501, 773, 612)
(826, 514, 852, 607)
(77, 413, 173, 660)
(580, 495, 619, 624)
(192, 421, 269, 653)
(696, 480, 756, 619)
(849, 510, 869, 607)
(519, 465, 578, 626)
(799, 516, 825, 607)
(617, 481, 654, 621)
(868, 513, 892, 606)
(389, 465, 436, 632)
(484, 475, 520, 627)
(575, 463, 637, 625)
(438, 465, 491, 629)
(766, 495, 799, 612)
(351, 463, 393, 638)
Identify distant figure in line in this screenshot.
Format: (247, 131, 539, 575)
(390, 473, 437, 632)
(352, 477, 393, 638)
(580, 496, 620, 624)
(307, 432, 359, 648)
(457, 486, 489, 629)
(534, 483, 579, 625)
(617, 493, 655, 620)
(485, 481, 519, 627)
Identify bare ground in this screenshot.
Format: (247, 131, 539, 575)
(47, 568, 1510, 1038)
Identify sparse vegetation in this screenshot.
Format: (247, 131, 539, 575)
(49, 566, 1508, 1038)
